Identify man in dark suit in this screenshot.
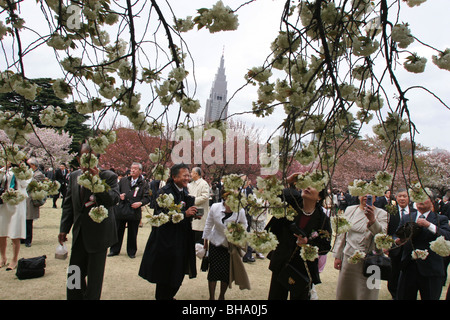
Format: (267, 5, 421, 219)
(439, 194, 450, 219)
(108, 162, 150, 258)
(374, 190, 391, 210)
(139, 163, 199, 300)
(387, 189, 416, 300)
(53, 163, 69, 208)
(395, 194, 450, 300)
(58, 144, 120, 300)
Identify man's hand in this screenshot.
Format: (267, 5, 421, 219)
(58, 232, 67, 245)
(185, 206, 197, 218)
(416, 217, 431, 228)
(120, 193, 125, 201)
(131, 201, 142, 209)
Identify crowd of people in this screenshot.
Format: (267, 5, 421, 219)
(1, 146, 450, 301)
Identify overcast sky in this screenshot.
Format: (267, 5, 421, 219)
(2, 0, 449, 151)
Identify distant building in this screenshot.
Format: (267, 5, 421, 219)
(204, 54, 228, 123)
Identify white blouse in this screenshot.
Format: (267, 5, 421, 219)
(202, 202, 248, 247)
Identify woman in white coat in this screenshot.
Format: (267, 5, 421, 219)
(202, 193, 248, 300)
(0, 165, 31, 271)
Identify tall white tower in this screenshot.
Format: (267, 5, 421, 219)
(204, 54, 228, 123)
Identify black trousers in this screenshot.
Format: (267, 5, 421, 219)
(66, 231, 108, 300)
(387, 252, 402, 299)
(110, 219, 140, 256)
(25, 219, 33, 245)
(397, 262, 444, 300)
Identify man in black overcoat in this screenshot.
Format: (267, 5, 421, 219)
(139, 163, 199, 300)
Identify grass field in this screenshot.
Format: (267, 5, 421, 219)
(0, 199, 447, 300)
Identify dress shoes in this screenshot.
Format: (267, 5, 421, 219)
(128, 254, 136, 259)
(107, 252, 119, 257)
(243, 256, 255, 263)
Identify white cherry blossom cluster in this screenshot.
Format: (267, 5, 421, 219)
(348, 250, 366, 264)
(391, 23, 414, 48)
(411, 249, 428, 260)
(348, 171, 393, 197)
(87, 131, 116, 154)
(247, 231, 279, 254)
(331, 213, 352, 235)
(151, 164, 170, 181)
(408, 182, 431, 203)
(0, 145, 27, 166)
(372, 112, 409, 143)
(27, 179, 60, 201)
(39, 105, 69, 127)
(0, 111, 33, 145)
(406, 0, 427, 7)
(225, 221, 248, 249)
(403, 54, 427, 73)
(429, 236, 450, 257)
(295, 169, 329, 192)
(88, 205, 109, 224)
(432, 49, 450, 71)
(1, 188, 26, 206)
(11, 162, 33, 181)
(77, 171, 110, 193)
(52, 79, 72, 99)
(79, 153, 99, 170)
(374, 233, 394, 250)
(300, 244, 319, 261)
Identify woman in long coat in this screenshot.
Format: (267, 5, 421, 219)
(266, 175, 332, 300)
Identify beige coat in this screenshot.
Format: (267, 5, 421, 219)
(26, 170, 46, 220)
(333, 205, 388, 300)
(228, 244, 251, 290)
(188, 177, 210, 231)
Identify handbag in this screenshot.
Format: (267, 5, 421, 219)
(115, 200, 138, 220)
(16, 255, 47, 280)
(200, 249, 209, 272)
(363, 252, 392, 281)
(277, 247, 310, 292)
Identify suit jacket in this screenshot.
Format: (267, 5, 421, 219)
(440, 201, 450, 220)
(60, 169, 120, 253)
(139, 180, 197, 288)
(115, 175, 150, 221)
(388, 205, 417, 257)
(374, 196, 389, 210)
(55, 168, 69, 196)
(397, 210, 450, 277)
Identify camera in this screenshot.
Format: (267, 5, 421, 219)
(366, 195, 373, 206)
(195, 207, 204, 217)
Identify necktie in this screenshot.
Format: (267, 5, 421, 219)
(401, 208, 405, 217)
(419, 214, 425, 219)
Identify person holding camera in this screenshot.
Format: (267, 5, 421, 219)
(266, 173, 332, 300)
(188, 167, 210, 244)
(333, 193, 388, 300)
